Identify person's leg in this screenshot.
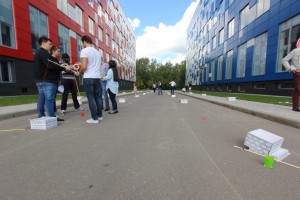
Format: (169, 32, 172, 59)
(61, 80, 70, 111)
(292, 72, 300, 110)
(70, 80, 80, 109)
(36, 82, 45, 118)
(84, 78, 98, 120)
(43, 82, 57, 117)
(108, 89, 117, 111)
(101, 80, 110, 110)
(94, 79, 103, 118)
(98, 80, 104, 110)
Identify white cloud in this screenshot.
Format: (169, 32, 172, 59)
(136, 0, 199, 64)
(128, 18, 141, 30)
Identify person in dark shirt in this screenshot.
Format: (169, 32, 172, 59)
(34, 36, 71, 120)
(60, 53, 82, 116)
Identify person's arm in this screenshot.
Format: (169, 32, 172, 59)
(79, 57, 88, 74)
(102, 69, 112, 80)
(282, 49, 297, 72)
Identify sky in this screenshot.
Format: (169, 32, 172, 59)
(117, 0, 200, 64)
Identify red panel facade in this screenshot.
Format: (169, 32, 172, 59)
(0, 0, 136, 95)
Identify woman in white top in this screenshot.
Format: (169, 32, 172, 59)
(101, 60, 119, 114)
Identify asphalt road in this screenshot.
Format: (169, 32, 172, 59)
(0, 92, 299, 200)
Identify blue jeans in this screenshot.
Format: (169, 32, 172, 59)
(100, 79, 110, 110)
(36, 82, 57, 118)
(83, 78, 102, 120)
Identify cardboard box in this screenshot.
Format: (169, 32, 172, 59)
(30, 117, 57, 130)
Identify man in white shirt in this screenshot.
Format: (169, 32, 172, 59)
(169, 80, 176, 95)
(282, 43, 300, 112)
(79, 36, 103, 123)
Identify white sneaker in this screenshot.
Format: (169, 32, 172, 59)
(61, 110, 66, 116)
(75, 107, 84, 111)
(86, 118, 99, 123)
(98, 117, 103, 121)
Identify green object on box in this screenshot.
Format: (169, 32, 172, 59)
(264, 155, 275, 169)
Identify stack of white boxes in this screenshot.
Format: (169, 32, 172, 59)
(30, 117, 57, 130)
(244, 129, 290, 161)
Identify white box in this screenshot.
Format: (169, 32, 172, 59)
(269, 148, 290, 161)
(180, 99, 188, 104)
(201, 94, 206, 96)
(171, 95, 176, 98)
(227, 97, 236, 101)
(244, 129, 284, 155)
(135, 95, 140, 97)
(119, 98, 126, 103)
(30, 117, 57, 130)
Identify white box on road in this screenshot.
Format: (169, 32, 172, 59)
(30, 117, 57, 130)
(244, 129, 284, 155)
(227, 97, 236, 101)
(180, 99, 188, 104)
(119, 98, 126, 103)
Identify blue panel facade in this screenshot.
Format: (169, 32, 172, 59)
(186, 0, 300, 95)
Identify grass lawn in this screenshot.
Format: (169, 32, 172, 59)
(0, 90, 134, 107)
(191, 91, 292, 107)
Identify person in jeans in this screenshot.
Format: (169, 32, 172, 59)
(79, 35, 103, 123)
(282, 44, 300, 111)
(169, 80, 176, 95)
(99, 57, 110, 111)
(60, 53, 83, 116)
(158, 81, 162, 95)
(102, 60, 119, 114)
(34, 36, 71, 121)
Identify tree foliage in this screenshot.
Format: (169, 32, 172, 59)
(135, 58, 186, 90)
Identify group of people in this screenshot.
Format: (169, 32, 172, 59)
(152, 82, 163, 95)
(34, 35, 119, 124)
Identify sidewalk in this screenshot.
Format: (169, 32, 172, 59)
(0, 92, 132, 121)
(178, 91, 300, 129)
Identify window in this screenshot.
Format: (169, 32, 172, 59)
(88, 0, 94, 8)
(211, 59, 215, 81)
(99, 48, 103, 59)
(88, 17, 94, 35)
(257, 0, 270, 18)
(98, 27, 103, 41)
(76, 34, 83, 61)
(205, 63, 209, 82)
(58, 23, 70, 56)
(106, 34, 109, 47)
(29, 6, 48, 53)
(0, 0, 15, 48)
(97, 1, 102, 17)
(237, 43, 247, 78)
(277, 14, 300, 72)
(228, 19, 235, 38)
(0, 60, 15, 83)
(252, 33, 268, 76)
(75, 6, 83, 27)
(226, 50, 233, 79)
(217, 55, 223, 80)
(57, 0, 68, 15)
(105, 12, 109, 24)
(219, 28, 224, 45)
(240, 5, 249, 30)
(106, 53, 110, 62)
(212, 36, 216, 50)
